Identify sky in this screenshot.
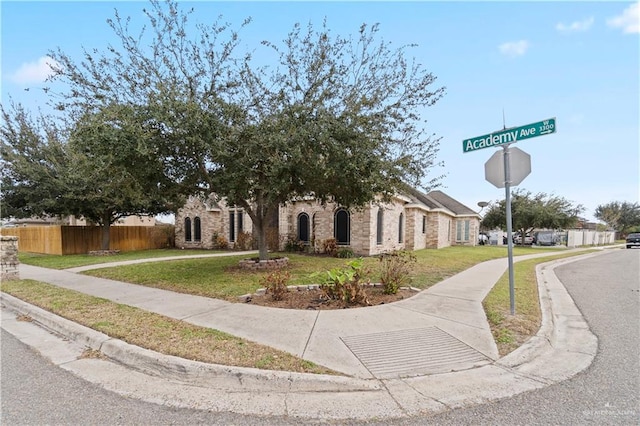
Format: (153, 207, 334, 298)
(1, 1, 639, 223)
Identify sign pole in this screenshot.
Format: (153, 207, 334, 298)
(503, 145, 516, 315)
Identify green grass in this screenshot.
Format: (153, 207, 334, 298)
(18, 248, 231, 270)
(77, 245, 556, 301)
(1, 279, 336, 375)
(483, 250, 597, 355)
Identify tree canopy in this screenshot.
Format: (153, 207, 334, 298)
(12, 0, 446, 258)
(1, 102, 179, 249)
(594, 201, 640, 235)
(481, 189, 583, 243)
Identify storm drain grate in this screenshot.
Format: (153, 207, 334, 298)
(341, 326, 490, 379)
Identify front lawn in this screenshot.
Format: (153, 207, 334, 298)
(18, 248, 231, 270)
(78, 245, 552, 300)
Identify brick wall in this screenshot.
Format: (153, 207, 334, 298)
(1, 236, 19, 281)
(175, 196, 252, 249)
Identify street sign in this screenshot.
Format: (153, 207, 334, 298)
(485, 147, 531, 188)
(462, 118, 556, 153)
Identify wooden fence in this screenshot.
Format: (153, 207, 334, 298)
(0, 225, 175, 255)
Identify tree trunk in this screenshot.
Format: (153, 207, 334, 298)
(256, 221, 269, 260)
(100, 210, 112, 251)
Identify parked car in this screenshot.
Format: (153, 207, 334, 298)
(535, 231, 557, 246)
(478, 233, 489, 245)
(626, 233, 640, 249)
(514, 233, 534, 245)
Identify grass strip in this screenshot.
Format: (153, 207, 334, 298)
(1, 279, 336, 375)
(18, 249, 230, 270)
(483, 250, 597, 356)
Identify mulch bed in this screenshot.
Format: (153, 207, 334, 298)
(246, 287, 417, 310)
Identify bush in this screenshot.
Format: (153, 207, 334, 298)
(259, 270, 291, 301)
(235, 232, 253, 251)
(321, 238, 338, 256)
(336, 247, 354, 258)
(212, 233, 229, 249)
(378, 250, 416, 294)
(284, 235, 306, 252)
(316, 258, 370, 305)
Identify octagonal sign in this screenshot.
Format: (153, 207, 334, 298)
(485, 147, 531, 188)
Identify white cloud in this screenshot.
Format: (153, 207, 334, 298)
(556, 17, 595, 33)
(498, 40, 530, 57)
(8, 56, 60, 84)
(607, 2, 639, 34)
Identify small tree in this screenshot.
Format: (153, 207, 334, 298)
(1, 102, 179, 250)
(482, 189, 583, 244)
(595, 201, 640, 236)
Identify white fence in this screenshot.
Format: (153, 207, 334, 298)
(564, 230, 616, 248)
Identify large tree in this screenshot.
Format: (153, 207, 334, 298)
(0, 102, 179, 249)
(594, 201, 640, 235)
(47, 0, 446, 259)
(482, 189, 583, 244)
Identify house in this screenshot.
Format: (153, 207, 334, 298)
(175, 189, 481, 255)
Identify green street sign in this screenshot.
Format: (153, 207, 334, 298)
(462, 118, 556, 153)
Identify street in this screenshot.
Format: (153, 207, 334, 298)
(2, 249, 638, 425)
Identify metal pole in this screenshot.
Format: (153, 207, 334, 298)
(503, 144, 515, 315)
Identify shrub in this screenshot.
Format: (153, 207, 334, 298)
(316, 258, 370, 305)
(321, 238, 338, 256)
(235, 232, 253, 251)
(260, 270, 291, 301)
(336, 247, 354, 258)
(212, 233, 229, 249)
(284, 235, 306, 252)
(378, 250, 417, 294)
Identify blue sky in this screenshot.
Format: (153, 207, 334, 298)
(2, 1, 638, 222)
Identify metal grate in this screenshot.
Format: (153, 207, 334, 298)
(341, 326, 490, 379)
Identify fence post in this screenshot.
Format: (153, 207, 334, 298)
(1, 236, 20, 281)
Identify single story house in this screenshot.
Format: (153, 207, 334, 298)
(175, 189, 481, 255)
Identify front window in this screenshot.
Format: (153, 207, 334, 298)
(298, 213, 310, 243)
(456, 220, 470, 242)
(194, 217, 201, 242)
(376, 209, 384, 245)
(184, 217, 192, 242)
(334, 208, 350, 245)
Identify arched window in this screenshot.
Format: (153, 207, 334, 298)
(194, 217, 201, 242)
(297, 213, 310, 243)
(184, 217, 192, 242)
(398, 213, 404, 244)
(334, 208, 350, 245)
(376, 209, 384, 245)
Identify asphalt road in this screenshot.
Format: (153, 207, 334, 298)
(2, 249, 638, 425)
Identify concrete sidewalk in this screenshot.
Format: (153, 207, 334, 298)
(1, 249, 604, 420)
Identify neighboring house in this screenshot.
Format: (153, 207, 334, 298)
(176, 189, 481, 255)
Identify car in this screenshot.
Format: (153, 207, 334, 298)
(514, 233, 533, 245)
(478, 233, 489, 245)
(626, 233, 640, 249)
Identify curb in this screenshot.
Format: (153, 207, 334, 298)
(0, 292, 380, 394)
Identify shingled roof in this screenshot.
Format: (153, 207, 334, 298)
(406, 188, 478, 216)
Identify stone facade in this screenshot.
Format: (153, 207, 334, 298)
(176, 195, 253, 249)
(175, 190, 481, 255)
(1, 236, 19, 281)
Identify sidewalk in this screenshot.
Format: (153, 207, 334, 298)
(1, 249, 604, 420)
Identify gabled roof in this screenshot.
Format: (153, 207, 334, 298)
(425, 190, 478, 216)
(405, 187, 479, 217)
